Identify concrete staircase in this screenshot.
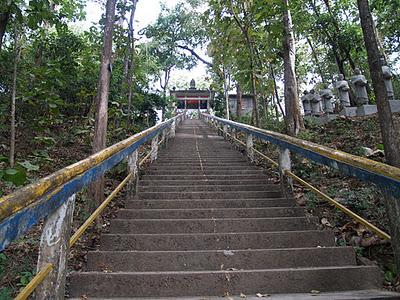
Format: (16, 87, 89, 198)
(69, 119, 396, 299)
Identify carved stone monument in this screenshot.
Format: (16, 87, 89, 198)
(335, 74, 351, 107)
(320, 84, 334, 114)
(351, 68, 369, 106)
(382, 65, 395, 101)
(301, 91, 312, 115)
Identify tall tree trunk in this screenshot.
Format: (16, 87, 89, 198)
(357, 0, 400, 274)
(283, 0, 303, 136)
(306, 36, 326, 82)
(308, 0, 347, 77)
(10, 25, 19, 167)
(229, 1, 260, 126)
(160, 67, 171, 122)
(271, 66, 285, 117)
(223, 68, 230, 120)
(0, 10, 10, 51)
(236, 84, 242, 117)
(250, 71, 260, 126)
(89, 0, 117, 210)
(125, 0, 138, 128)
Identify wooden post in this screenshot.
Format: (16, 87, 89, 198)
(279, 148, 293, 196)
(151, 134, 159, 162)
(246, 133, 254, 161)
(35, 194, 76, 300)
(127, 149, 139, 197)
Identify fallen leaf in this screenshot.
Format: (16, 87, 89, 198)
(321, 218, 332, 227)
(223, 250, 234, 256)
(240, 293, 247, 298)
(256, 293, 270, 297)
(310, 290, 320, 294)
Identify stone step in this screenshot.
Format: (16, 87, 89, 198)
(139, 179, 272, 186)
(138, 191, 282, 200)
(139, 185, 278, 192)
(99, 230, 334, 251)
(109, 217, 317, 234)
(156, 156, 245, 160)
(86, 247, 356, 272)
(152, 161, 250, 166)
(140, 175, 269, 181)
(147, 166, 258, 171)
(69, 266, 381, 298)
(67, 290, 400, 300)
(117, 207, 305, 219)
(143, 169, 264, 175)
(126, 198, 296, 209)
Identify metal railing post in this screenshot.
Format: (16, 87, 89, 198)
(35, 194, 75, 300)
(151, 134, 159, 162)
(246, 133, 254, 161)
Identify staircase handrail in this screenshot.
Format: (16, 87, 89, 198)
(0, 114, 184, 252)
(202, 114, 400, 197)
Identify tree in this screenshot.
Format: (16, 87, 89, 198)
(122, 0, 138, 127)
(282, 0, 303, 135)
(357, 0, 400, 273)
(89, 0, 117, 208)
(142, 3, 201, 120)
(9, 20, 20, 168)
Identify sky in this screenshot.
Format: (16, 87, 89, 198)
(79, 0, 209, 89)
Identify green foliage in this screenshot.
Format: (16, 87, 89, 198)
(1, 168, 26, 186)
(0, 287, 12, 300)
(17, 270, 34, 287)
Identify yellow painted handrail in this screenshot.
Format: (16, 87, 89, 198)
(0, 115, 181, 222)
(223, 124, 391, 240)
(15, 142, 160, 300)
(205, 114, 400, 183)
(14, 263, 53, 300)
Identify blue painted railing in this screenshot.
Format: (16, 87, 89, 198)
(0, 114, 183, 252)
(202, 114, 400, 198)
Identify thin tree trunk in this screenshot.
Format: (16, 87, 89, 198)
(229, 1, 260, 126)
(125, 0, 138, 128)
(223, 68, 230, 120)
(283, 0, 303, 136)
(10, 25, 19, 168)
(306, 36, 325, 82)
(236, 84, 242, 117)
(357, 0, 400, 274)
(308, 0, 347, 77)
(250, 71, 260, 126)
(271, 66, 285, 117)
(160, 67, 171, 122)
(89, 0, 117, 210)
(0, 10, 10, 51)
